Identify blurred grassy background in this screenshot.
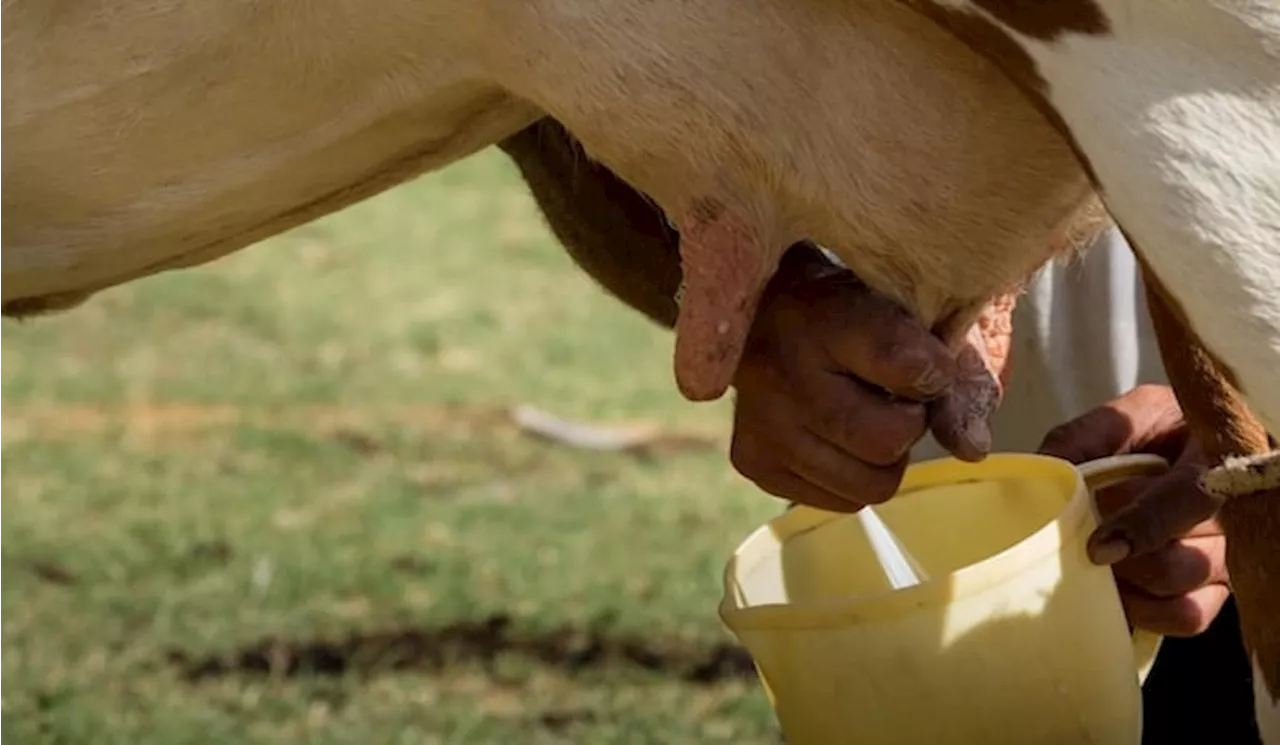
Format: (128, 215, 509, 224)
(2, 149, 786, 744)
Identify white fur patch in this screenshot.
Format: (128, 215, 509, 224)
(943, 0, 1280, 452)
(925, 10, 1279, 736)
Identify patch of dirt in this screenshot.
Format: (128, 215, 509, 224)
(165, 613, 756, 685)
(330, 428, 384, 456)
(538, 709, 599, 732)
(389, 555, 435, 575)
(188, 540, 233, 565)
(22, 558, 78, 586)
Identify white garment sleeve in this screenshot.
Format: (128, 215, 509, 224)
(911, 226, 1169, 460)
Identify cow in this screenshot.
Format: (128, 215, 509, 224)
(1, 0, 1101, 374)
(889, 2, 1280, 738)
(2, 0, 1276, 736)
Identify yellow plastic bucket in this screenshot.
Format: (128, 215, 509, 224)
(719, 453, 1167, 745)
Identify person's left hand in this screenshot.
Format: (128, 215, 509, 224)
(726, 244, 1003, 513)
(1037, 384, 1230, 636)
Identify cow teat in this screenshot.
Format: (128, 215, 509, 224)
(671, 196, 789, 401)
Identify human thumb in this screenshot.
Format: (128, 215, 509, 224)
(928, 324, 1001, 462)
(1086, 451, 1222, 565)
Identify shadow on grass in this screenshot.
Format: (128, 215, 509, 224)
(166, 613, 757, 685)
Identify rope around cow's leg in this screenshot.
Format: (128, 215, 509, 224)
(1200, 450, 1280, 501)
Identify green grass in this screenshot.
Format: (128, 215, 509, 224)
(2, 148, 785, 744)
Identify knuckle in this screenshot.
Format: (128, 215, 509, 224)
(815, 403, 924, 467)
(729, 438, 805, 504)
(1125, 515, 1176, 556)
(729, 433, 772, 481)
(871, 335, 929, 383)
(1105, 504, 1174, 557)
(754, 479, 798, 502)
(1124, 553, 1200, 598)
(1129, 383, 1164, 400)
(1131, 383, 1184, 424)
(1169, 482, 1218, 524)
(865, 323, 905, 358)
(840, 428, 899, 467)
(857, 464, 906, 505)
(1139, 575, 1183, 600)
(739, 468, 791, 501)
(1131, 383, 1175, 406)
(1168, 603, 1214, 637)
(881, 402, 929, 443)
(1039, 421, 1085, 455)
(1125, 596, 1211, 638)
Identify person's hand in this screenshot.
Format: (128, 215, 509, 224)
(1038, 384, 1229, 636)
(728, 244, 1004, 513)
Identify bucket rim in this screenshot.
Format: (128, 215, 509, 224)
(717, 453, 1093, 631)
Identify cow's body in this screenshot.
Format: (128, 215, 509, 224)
(903, 1, 1280, 736)
(4, 0, 1278, 737)
(918, 0, 1280, 439)
(1, 1, 541, 308)
(3, 0, 1096, 367)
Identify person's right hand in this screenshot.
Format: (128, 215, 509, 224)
(728, 244, 1005, 513)
(1037, 385, 1230, 636)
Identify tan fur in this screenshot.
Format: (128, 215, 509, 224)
(2, 1, 540, 305)
(485, 1, 1105, 339)
(4, 0, 1096, 339)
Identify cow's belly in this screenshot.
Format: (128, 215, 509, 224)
(775, 0, 1102, 335)
(2, 95, 538, 306)
(1, 0, 539, 306)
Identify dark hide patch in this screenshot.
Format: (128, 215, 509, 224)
(973, 0, 1111, 41)
(2, 290, 95, 319)
(902, 2, 1105, 185)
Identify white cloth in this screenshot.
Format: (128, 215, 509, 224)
(911, 226, 1169, 460)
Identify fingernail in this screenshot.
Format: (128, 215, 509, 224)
(962, 419, 991, 457)
(1089, 537, 1131, 565)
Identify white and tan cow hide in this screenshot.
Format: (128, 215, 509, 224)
(4, 0, 1278, 736)
(897, 1, 1280, 736)
(3, 0, 1097, 392)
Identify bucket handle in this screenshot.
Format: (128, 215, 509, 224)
(1075, 453, 1170, 684)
